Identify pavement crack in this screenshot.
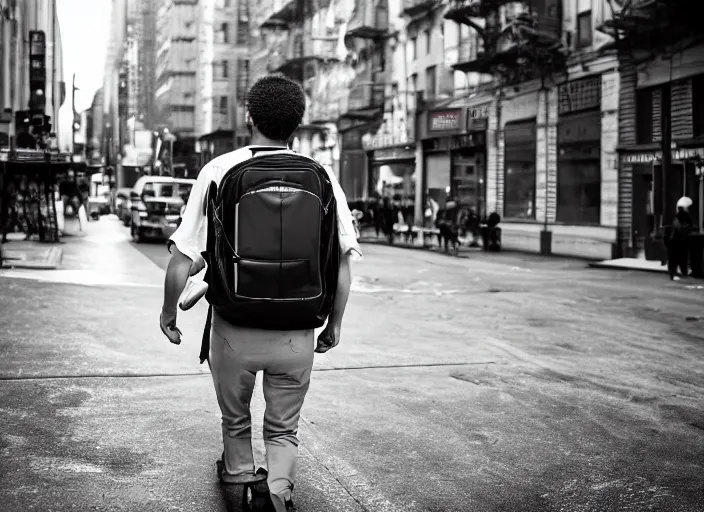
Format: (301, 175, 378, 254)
(0, 371, 211, 381)
(0, 362, 498, 381)
(314, 362, 496, 372)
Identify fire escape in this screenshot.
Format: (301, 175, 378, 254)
(339, 0, 390, 129)
(263, 0, 339, 88)
(445, 0, 567, 87)
(598, 0, 704, 63)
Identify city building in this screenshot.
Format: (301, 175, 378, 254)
(138, 0, 158, 131)
(154, 0, 199, 174)
(600, 0, 704, 261)
(442, 0, 621, 259)
(103, 0, 127, 170)
(250, 0, 353, 180)
(0, 0, 66, 147)
(406, 0, 494, 229)
(195, 0, 251, 167)
(85, 88, 105, 165)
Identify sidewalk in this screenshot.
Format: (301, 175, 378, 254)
(589, 257, 668, 274)
(359, 229, 683, 275)
(0, 215, 168, 287)
(0, 214, 90, 270)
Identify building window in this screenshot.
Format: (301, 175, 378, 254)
(409, 37, 417, 61)
(425, 66, 437, 101)
(237, 59, 249, 101)
(218, 96, 228, 114)
(576, 11, 592, 48)
(693, 74, 704, 137)
(237, 21, 249, 45)
(220, 60, 229, 78)
(504, 120, 537, 219)
(424, 29, 431, 54)
(220, 23, 229, 43)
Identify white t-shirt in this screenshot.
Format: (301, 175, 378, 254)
(168, 146, 363, 265)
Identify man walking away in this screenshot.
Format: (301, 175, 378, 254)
(160, 75, 362, 512)
(666, 196, 693, 281)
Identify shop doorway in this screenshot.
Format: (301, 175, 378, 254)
(340, 150, 367, 201)
(654, 161, 691, 227)
(631, 163, 653, 258)
(451, 149, 486, 219)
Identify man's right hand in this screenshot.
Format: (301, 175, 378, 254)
(160, 310, 182, 345)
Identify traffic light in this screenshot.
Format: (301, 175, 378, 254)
(73, 111, 81, 132)
(28, 31, 46, 113)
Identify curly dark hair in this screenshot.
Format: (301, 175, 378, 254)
(246, 75, 306, 141)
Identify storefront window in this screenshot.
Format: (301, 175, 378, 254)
(556, 161, 600, 224)
(504, 120, 536, 219)
(370, 162, 415, 202)
(693, 74, 704, 137)
(557, 109, 601, 224)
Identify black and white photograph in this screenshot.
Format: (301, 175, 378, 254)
(0, 0, 703, 510)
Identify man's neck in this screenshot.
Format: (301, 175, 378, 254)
(249, 133, 288, 147)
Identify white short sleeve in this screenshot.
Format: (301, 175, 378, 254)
(324, 168, 363, 261)
(167, 165, 216, 266)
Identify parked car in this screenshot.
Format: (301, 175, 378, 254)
(130, 176, 195, 242)
(115, 188, 132, 226)
(87, 173, 111, 220)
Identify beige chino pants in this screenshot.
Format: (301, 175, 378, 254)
(209, 310, 314, 510)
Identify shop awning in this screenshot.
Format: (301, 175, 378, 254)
(0, 149, 75, 173)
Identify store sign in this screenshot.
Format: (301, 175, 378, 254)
(428, 109, 461, 132)
(362, 132, 412, 151)
(422, 132, 486, 152)
(467, 103, 490, 132)
(558, 77, 602, 115)
(374, 146, 415, 161)
(623, 147, 704, 163)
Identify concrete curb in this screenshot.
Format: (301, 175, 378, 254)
(0, 245, 63, 270)
(588, 261, 668, 274)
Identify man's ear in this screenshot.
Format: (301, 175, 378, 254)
(245, 110, 252, 125)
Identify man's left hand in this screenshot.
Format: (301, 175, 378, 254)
(315, 323, 340, 353)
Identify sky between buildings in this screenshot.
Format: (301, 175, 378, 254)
(57, 0, 111, 150)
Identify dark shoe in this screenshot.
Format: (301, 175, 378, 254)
(285, 499, 298, 512)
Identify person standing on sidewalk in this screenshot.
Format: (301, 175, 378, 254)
(160, 75, 362, 512)
(666, 196, 693, 281)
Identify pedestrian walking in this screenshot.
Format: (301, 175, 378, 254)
(665, 196, 693, 281)
(160, 75, 362, 512)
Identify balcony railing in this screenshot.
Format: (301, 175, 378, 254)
(445, 0, 516, 20)
(269, 34, 339, 74)
(346, 0, 389, 39)
(450, 39, 481, 73)
(341, 83, 385, 118)
(401, 0, 439, 17)
(309, 101, 342, 124)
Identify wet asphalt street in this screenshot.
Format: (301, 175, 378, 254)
(0, 216, 703, 512)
